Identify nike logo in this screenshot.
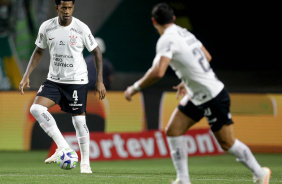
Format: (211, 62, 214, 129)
(72, 108, 79, 110)
(49, 38, 55, 40)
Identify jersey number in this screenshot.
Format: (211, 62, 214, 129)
(192, 48, 211, 72)
(178, 29, 211, 72)
(73, 90, 78, 102)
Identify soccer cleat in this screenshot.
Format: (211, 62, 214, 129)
(171, 178, 191, 184)
(253, 167, 271, 184)
(45, 148, 60, 164)
(80, 164, 92, 174)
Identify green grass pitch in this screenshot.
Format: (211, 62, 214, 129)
(0, 151, 281, 184)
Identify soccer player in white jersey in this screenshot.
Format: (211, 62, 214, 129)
(124, 3, 271, 184)
(19, 0, 106, 174)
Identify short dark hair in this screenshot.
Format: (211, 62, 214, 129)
(152, 3, 174, 25)
(55, 0, 75, 6)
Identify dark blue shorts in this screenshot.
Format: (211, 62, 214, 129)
(36, 80, 88, 114)
(178, 88, 233, 132)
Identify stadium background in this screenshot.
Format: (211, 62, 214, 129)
(0, 0, 281, 156)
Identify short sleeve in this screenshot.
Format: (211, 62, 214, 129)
(156, 36, 176, 59)
(83, 26, 98, 52)
(196, 39, 203, 48)
(35, 22, 47, 49)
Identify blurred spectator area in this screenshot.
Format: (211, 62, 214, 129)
(2, 0, 279, 93)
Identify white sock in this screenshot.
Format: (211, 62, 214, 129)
(228, 139, 264, 178)
(72, 115, 90, 166)
(30, 104, 69, 149)
(167, 136, 190, 183)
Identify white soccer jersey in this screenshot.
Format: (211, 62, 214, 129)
(155, 24, 224, 105)
(35, 16, 98, 84)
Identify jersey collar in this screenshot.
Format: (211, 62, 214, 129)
(56, 16, 74, 28)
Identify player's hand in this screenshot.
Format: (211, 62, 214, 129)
(94, 81, 106, 100)
(19, 76, 30, 95)
(124, 85, 138, 101)
(173, 82, 187, 99)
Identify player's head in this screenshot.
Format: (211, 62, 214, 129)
(151, 3, 175, 26)
(55, 0, 75, 6)
(55, 0, 75, 25)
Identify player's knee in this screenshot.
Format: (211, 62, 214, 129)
(165, 126, 172, 136)
(73, 118, 84, 125)
(165, 126, 182, 137)
(218, 140, 233, 151)
(30, 104, 47, 117)
(72, 116, 88, 136)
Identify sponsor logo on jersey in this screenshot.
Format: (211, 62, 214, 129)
(69, 103, 83, 107)
(54, 62, 73, 67)
(38, 33, 44, 43)
(70, 28, 82, 35)
(46, 26, 58, 33)
(186, 38, 198, 45)
(88, 34, 94, 46)
(55, 57, 63, 62)
(49, 37, 55, 40)
(53, 54, 73, 58)
(53, 54, 74, 67)
(59, 41, 65, 45)
(165, 41, 173, 52)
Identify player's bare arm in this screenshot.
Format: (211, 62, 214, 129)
(124, 56, 171, 101)
(19, 46, 44, 95)
(91, 46, 106, 100)
(201, 45, 212, 62)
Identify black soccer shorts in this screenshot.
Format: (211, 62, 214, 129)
(178, 88, 233, 132)
(36, 80, 88, 114)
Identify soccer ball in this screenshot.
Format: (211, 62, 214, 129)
(57, 148, 78, 170)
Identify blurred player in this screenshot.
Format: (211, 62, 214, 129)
(124, 3, 270, 184)
(19, 0, 106, 174)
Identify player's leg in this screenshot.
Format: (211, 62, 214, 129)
(213, 125, 271, 184)
(166, 108, 196, 184)
(61, 83, 92, 173)
(33, 96, 70, 149)
(209, 89, 270, 184)
(166, 96, 203, 184)
(30, 81, 71, 163)
(30, 96, 70, 163)
(71, 113, 92, 174)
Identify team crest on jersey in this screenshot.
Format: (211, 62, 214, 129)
(69, 34, 77, 45)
